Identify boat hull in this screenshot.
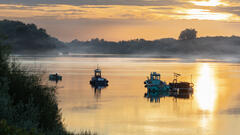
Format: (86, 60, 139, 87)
(49, 74, 62, 81)
(90, 77, 108, 86)
(169, 82, 193, 92)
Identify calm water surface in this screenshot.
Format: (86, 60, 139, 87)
(19, 57, 240, 135)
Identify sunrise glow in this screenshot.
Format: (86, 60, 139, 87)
(178, 8, 232, 21)
(0, 0, 240, 41)
(190, 0, 228, 6)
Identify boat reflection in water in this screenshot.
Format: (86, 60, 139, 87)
(144, 90, 193, 103)
(91, 84, 108, 99)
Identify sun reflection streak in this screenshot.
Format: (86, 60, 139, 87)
(196, 63, 217, 112)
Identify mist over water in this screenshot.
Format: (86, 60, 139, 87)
(18, 56, 240, 135)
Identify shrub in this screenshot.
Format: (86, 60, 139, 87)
(0, 36, 95, 135)
(0, 36, 64, 134)
(0, 120, 42, 135)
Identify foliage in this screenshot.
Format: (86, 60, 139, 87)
(66, 35, 240, 56)
(2, 20, 240, 56)
(0, 36, 94, 134)
(178, 28, 197, 40)
(7, 63, 63, 131)
(0, 120, 42, 135)
(0, 19, 65, 54)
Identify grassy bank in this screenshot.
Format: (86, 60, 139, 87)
(0, 39, 95, 134)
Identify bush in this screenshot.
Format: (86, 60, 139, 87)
(0, 38, 65, 134)
(0, 120, 42, 135)
(1, 36, 95, 134)
(7, 63, 63, 132)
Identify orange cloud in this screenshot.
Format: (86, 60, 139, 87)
(0, 3, 239, 22)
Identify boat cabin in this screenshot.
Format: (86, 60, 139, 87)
(144, 72, 170, 92)
(150, 72, 161, 80)
(95, 68, 101, 78)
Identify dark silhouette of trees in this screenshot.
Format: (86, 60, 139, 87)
(2, 20, 240, 56)
(0, 20, 65, 54)
(0, 36, 95, 135)
(179, 28, 197, 40)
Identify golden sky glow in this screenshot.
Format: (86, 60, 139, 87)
(190, 0, 228, 6)
(0, 0, 240, 41)
(177, 8, 232, 20)
(0, 3, 239, 21)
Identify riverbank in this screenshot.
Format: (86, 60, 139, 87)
(0, 43, 95, 134)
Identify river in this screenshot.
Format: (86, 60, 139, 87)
(18, 56, 240, 135)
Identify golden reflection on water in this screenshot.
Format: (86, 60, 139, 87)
(19, 57, 240, 135)
(196, 63, 217, 112)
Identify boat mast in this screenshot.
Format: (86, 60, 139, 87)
(173, 73, 181, 83)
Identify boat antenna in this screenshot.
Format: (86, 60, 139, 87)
(191, 74, 193, 84)
(174, 73, 181, 77)
(173, 73, 181, 83)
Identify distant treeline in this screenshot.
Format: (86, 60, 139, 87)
(1, 19, 240, 57)
(0, 20, 64, 54)
(66, 37, 240, 57)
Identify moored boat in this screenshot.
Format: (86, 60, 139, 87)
(49, 73, 62, 81)
(169, 73, 194, 92)
(144, 72, 170, 92)
(144, 72, 193, 93)
(144, 72, 194, 102)
(90, 67, 108, 86)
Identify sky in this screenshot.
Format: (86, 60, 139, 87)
(0, 0, 240, 41)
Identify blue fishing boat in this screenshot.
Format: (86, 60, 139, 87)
(144, 72, 170, 92)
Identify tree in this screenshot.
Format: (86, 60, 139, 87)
(179, 28, 197, 40)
